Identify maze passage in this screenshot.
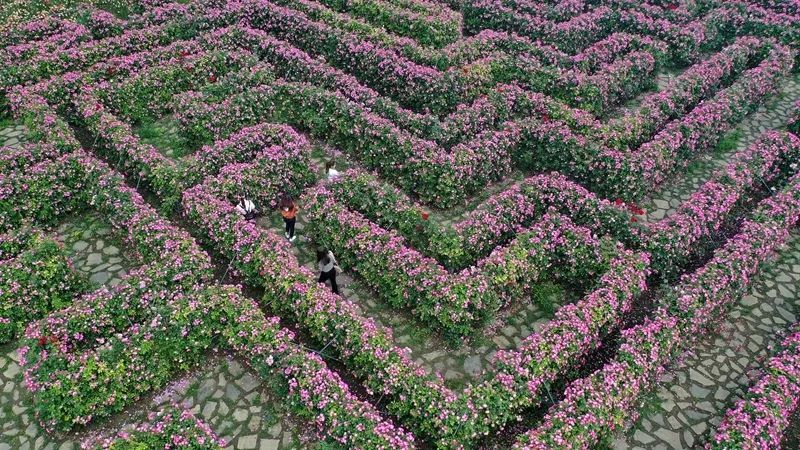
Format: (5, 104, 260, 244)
(0, 0, 799, 448)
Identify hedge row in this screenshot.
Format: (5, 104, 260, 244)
(0, 234, 90, 344)
(88, 407, 224, 449)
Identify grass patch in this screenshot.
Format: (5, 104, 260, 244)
(136, 118, 192, 158)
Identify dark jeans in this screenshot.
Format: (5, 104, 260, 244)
(318, 269, 339, 294)
(244, 211, 256, 221)
(284, 217, 296, 238)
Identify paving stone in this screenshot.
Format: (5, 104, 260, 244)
(86, 253, 103, 265)
(89, 271, 111, 285)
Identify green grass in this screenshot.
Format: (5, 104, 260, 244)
(136, 118, 192, 158)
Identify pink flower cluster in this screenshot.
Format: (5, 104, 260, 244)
(87, 406, 226, 449)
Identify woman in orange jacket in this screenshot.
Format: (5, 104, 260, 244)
(280, 196, 298, 241)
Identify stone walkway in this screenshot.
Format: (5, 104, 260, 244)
(641, 75, 800, 222)
(135, 115, 189, 159)
(613, 234, 800, 449)
(0, 124, 27, 148)
(54, 213, 135, 287)
(141, 355, 300, 449)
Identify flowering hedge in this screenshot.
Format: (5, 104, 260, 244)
(594, 43, 793, 200)
(438, 83, 597, 148)
(707, 325, 800, 450)
(0, 3, 242, 90)
(21, 280, 227, 432)
(89, 407, 224, 449)
(0, 151, 96, 233)
(597, 36, 769, 151)
(305, 183, 618, 340)
(514, 169, 800, 449)
(97, 48, 257, 122)
(221, 286, 416, 449)
(0, 234, 89, 344)
(304, 0, 462, 48)
(325, 169, 638, 269)
(241, 0, 467, 114)
(567, 49, 657, 115)
(705, 1, 800, 64)
(571, 32, 666, 74)
(214, 25, 439, 140)
(644, 131, 800, 278)
(0, 225, 39, 260)
(463, 3, 620, 54)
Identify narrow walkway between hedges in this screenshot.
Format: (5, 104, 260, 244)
(613, 234, 800, 449)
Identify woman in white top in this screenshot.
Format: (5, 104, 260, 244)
(235, 195, 257, 221)
(316, 249, 339, 294)
(325, 160, 340, 181)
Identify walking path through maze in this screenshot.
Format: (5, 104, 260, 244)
(1, 0, 800, 448)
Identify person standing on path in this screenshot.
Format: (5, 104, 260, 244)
(325, 160, 341, 181)
(317, 249, 340, 294)
(280, 196, 298, 241)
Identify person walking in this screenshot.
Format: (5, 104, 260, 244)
(280, 196, 298, 241)
(317, 249, 340, 294)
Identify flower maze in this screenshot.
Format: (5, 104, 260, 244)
(0, 0, 799, 448)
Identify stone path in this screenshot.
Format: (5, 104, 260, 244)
(641, 74, 800, 222)
(54, 213, 136, 287)
(613, 234, 800, 449)
(0, 123, 27, 148)
(135, 116, 189, 159)
(142, 355, 300, 450)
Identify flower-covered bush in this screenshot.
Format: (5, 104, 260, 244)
(790, 99, 800, 135)
(90, 407, 225, 449)
(0, 234, 89, 343)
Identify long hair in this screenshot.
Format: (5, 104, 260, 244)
(280, 195, 294, 210)
(316, 249, 330, 265)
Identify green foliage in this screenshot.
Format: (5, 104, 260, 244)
(530, 282, 564, 317)
(0, 235, 90, 343)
